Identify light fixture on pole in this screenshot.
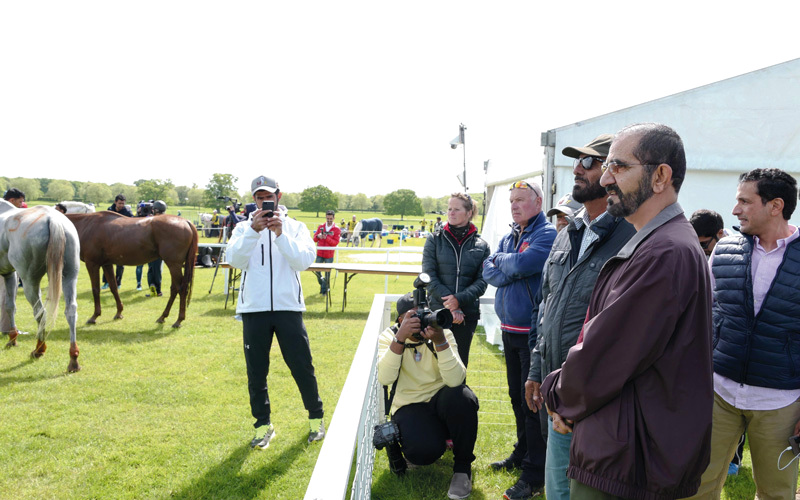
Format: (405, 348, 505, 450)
(449, 123, 467, 192)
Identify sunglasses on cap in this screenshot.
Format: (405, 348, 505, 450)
(573, 156, 604, 170)
(509, 181, 534, 190)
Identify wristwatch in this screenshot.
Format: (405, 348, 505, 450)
(392, 336, 405, 346)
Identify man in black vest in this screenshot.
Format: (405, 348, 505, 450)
(690, 168, 800, 500)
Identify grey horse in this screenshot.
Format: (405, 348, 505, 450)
(0, 200, 81, 372)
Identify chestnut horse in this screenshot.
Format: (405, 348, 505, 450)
(0, 201, 81, 372)
(66, 212, 198, 328)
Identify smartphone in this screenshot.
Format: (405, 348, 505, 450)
(789, 435, 800, 455)
(261, 200, 275, 218)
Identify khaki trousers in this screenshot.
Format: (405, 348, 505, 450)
(687, 393, 800, 500)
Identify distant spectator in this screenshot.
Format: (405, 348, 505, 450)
(313, 210, 341, 294)
(433, 216, 444, 234)
(546, 194, 581, 233)
(102, 194, 134, 290)
(3, 188, 25, 208)
(145, 200, 168, 297)
(689, 209, 725, 257)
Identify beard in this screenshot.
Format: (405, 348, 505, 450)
(572, 177, 607, 203)
(606, 171, 655, 218)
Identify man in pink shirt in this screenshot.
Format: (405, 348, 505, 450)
(691, 168, 800, 500)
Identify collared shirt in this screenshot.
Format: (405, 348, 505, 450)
(712, 225, 800, 410)
(572, 208, 611, 260)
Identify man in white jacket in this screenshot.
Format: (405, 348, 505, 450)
(226, 175, 324, 450)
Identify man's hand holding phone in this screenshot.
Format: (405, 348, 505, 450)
(253, 200, 281, 236)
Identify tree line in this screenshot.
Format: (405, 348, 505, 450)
(1, 175, 484, 219)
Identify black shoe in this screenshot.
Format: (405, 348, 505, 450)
(503, 480, 543, 500)
(490, 456, 521, 471)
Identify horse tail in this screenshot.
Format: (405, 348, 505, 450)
(45, 214, 67, 332)
(182, 221, 199, 307)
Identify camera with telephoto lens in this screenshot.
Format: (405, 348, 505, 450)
(410, 273, 453, 340)
(217, 195, 241, 215)
(373, 420, 407, 475)
(137, 201, 154, 217)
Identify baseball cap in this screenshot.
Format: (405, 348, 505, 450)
(396, 292, 415, 317)
(251, 175, 279, 195)
(546, 194, 582, 217)
(561, 134, 613, 159)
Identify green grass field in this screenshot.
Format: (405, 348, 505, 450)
(1, 210, 762, 499)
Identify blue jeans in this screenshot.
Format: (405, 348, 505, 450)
(545, 417, 572, 500)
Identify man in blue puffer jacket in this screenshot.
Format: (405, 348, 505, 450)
(690, 168, 800, 500)
(483, 180, 556, 500)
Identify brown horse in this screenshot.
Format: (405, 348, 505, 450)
(66, 212, 198, 328)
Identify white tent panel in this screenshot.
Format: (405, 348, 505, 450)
(546, 58, 800, 229)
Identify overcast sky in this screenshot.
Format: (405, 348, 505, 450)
(2, 1, 798, 199)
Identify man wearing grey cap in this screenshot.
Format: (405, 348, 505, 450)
(526, 133, 634, 500)
(226, 175, 325, 449)
(546, 194, 581, 232)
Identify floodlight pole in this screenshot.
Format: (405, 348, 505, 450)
(460, 123, 467, 193)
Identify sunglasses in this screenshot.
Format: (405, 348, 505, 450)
(573, 156, 604, 170)
(509, 181, 533, 190)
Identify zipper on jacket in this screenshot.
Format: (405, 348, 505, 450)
(295, 273, 302, 303)
(240, 271, 247, 303)
(268, 236, 274, 311)
(742, 240, 794, 383)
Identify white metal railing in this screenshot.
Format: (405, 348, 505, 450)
(304, 294, 397, 500)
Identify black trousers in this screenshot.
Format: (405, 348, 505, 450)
(147, 259, 162, 294)
(450, 319, 478, 368)
(393, 384, 479, 474)
(502, 330, 546, 486)
(102, 265, 125, 286)
(242, 311, 324, 428)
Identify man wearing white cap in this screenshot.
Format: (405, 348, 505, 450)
(226, 175, 325, 449)
(546, 194, 581, 232)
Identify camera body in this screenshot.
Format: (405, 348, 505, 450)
(373, 421, 407, 475)
(217, 195, 241, 215)
(137, 201, 154, 217)
(410, 273, 453, 340)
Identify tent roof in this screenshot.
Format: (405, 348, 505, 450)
(543, 58, 800, 174)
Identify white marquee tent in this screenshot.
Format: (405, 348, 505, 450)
(480, 58, 800, 345)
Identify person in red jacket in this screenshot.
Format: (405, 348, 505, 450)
(313, 210, 341, 294)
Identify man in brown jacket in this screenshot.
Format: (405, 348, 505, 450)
(542, 123, 713, 500)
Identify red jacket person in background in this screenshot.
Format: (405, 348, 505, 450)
(313, 210, 341, 295)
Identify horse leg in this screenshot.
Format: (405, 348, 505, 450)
(63, 270, 80, 372)
(85, 263, 103, 324)
(105, 266, 124, 320)
(2, 273, 20, 347)
(20, 275, 47, 359)
(158, 263, 183, 327)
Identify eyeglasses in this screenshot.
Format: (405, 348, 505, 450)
(509, 180, 532, 190)
(699, 236, 718, 250)
(600, 161, 658, 175)
(573, 156, 604, 170)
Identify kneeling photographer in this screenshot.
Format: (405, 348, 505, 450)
(376, 288, 479, 500)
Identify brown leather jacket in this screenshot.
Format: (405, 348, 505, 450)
(542, 204, 713, 500)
